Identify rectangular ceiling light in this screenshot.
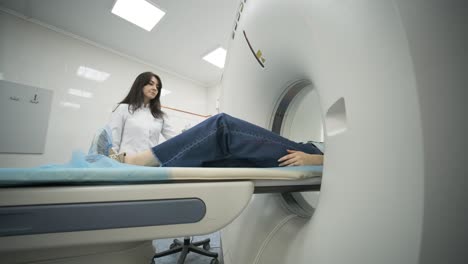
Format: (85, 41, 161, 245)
(111, 0, 165, 31)
(202, 47, 227, 69)
(60, 101, 81, 109)
(76, 66, 110, 82)
(161, 89, 171, 97)
(68, 88, 93, 98)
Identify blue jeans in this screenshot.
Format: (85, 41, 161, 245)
(152, 113, 322, 167)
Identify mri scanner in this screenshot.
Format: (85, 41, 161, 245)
(1, 0, 467, 263)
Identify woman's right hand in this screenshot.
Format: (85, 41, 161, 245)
(278, 150, 323, 166)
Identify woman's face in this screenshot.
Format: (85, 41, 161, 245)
(142, 76, 159, 104)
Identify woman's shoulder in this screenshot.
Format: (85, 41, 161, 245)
(152, 114, 165, 122)
(113, 103, 131, 113)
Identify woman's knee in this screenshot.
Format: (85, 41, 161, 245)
(204, 113, 237, 128)
(211, 112, 231, 123)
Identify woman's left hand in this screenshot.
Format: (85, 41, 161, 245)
(278, 150, 323, 166)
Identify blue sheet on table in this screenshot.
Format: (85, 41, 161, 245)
(0, 151, 323, 187)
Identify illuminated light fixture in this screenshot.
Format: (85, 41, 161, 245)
(76, 66, 110, 82)
(161, 89, 171, 97)
(68, 88, 93, 98)
(111, 0, 165, 31)
(60, 101, 81, 109)
(202, 47, 227, 69)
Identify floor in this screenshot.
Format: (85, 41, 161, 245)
(152, 232, 223, 264)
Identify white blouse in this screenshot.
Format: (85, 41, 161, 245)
(108, 104, 178, 155)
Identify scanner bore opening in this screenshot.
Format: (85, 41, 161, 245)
(270, 79, 323, 218)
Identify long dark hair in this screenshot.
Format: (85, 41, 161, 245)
(116, 72, 165, 119)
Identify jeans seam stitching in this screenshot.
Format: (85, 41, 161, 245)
(230, 129, 298, 150)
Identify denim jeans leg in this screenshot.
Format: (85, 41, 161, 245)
(152, 113, 231, 167)
(217, 114, 322, 167)
(152, 113, 322, 167)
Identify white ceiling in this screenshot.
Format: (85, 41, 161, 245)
(0, 0, 240, 87)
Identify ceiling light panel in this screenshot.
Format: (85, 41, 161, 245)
(161, 89, 171, 97)
(203, 47, 227, 69)
(111, 0, 165, 31)
(76, 66, 110, 82)
(60, 101, 81, 109)
(68, 88, 93, 98)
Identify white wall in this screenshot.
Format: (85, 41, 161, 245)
(206, 83, 221, 115)
(0, 11, 209, 167)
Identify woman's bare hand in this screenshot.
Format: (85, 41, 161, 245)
(278, 149, 323, 166)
